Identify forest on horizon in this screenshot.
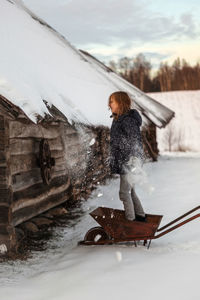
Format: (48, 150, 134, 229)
(108, 54, 200, 93)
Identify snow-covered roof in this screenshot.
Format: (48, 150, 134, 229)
(0, 0, 174, 128)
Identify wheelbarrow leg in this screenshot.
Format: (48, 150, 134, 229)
(134, 241, 137, 247)
(147, 240, 152, 249)
(143, 240, 147, 246)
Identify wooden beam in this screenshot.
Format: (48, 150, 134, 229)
(12, 175, 70, 209)
(12, 176, 71, 226)
(9, 120, 61, 139)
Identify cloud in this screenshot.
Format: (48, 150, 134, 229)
(23, 0, 200, 67)
(179, 13, 198, 38)
(24, 0, 200, 46)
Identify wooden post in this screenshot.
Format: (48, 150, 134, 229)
(0, 115, 16, 255)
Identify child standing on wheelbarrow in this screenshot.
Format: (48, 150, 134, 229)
(108, 91, 146, 222)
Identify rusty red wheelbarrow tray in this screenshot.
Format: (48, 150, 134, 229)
(79, 206, 200, 248)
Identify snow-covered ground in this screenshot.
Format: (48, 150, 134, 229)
(1, 153, 200, 300)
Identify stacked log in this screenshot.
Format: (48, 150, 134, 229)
(9, 118, 112, 227)
(0, 115, 16, 253)
(10, 119, 71, 227)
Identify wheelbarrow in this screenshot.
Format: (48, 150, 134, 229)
(79, 206, 200, 248)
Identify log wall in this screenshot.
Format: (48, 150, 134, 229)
(0, 115, 16, 252)
(8, 118, 110, 227)
(9, 120, 73, 226)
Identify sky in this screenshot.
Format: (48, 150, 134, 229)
(23, 0, 200, 73)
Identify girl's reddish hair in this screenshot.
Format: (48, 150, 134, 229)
(108, 91, 131, 120)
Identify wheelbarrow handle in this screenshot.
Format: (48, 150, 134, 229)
(157, 205, 200, 232)
(154, 213, 200, 239)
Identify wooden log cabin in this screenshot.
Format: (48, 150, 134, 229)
(0, 0, 175, 254)
(0, 95, 112, 253)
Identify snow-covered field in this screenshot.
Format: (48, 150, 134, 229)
(148, 90, 200, 152)
(1, 153, 200, 300)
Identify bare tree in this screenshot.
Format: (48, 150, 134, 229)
(108, 60, 117, 72)
(108, 54, 200, 92)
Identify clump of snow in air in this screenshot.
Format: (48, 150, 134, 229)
(0, 244, 7, 254)
(97, 193, 103, 198)
(115, 251, 122, 262)
(123, 156, 155, 194)
(89, 138, 96, 146)
(94, 235, 102, 242)
(63, 123, 94, 174)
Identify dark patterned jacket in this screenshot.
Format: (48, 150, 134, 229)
(109, 109, 144, 175)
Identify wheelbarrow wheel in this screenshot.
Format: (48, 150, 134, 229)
(84, 226, 110, 243)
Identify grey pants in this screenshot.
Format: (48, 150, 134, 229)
(119, 174, 145, 221)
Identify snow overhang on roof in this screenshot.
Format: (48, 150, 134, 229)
(0, 0, 174, 128)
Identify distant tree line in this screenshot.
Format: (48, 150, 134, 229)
(108, 54, 200, 92)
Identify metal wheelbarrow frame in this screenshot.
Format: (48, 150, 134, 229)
(79, 206, 200, 248)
